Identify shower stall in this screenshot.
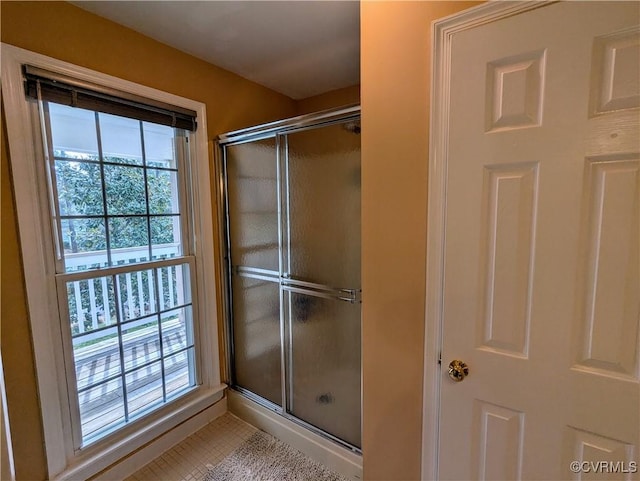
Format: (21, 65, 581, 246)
(216, 106, 361, 452)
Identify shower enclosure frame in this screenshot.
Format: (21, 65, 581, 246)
(215, 105, 362, 454)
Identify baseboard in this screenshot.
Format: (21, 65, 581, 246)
(93, 393, 227, 480)
(228, 390, 362, 481)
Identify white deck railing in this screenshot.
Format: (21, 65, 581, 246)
(65, 243, 195, 441)
(66, 244, 183, 339)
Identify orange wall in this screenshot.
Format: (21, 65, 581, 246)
(296, 84, 360, 115)
(1, 106, 46, 481)
(361, 2, 481, 479)
(1, 2, 297, 479)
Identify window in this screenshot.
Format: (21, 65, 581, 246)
(2, 44, 222, 480)
(44, 102, 198, 445)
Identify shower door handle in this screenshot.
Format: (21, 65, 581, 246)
(280, 276, 361, 304)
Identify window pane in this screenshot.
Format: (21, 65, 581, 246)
(164, 347, 195, 399)
(143, 122, 176, 168)
(108, 217, 149, 258)
(122, 316, 160, 372)
(104, 165, 146, 215)
(157, 263, 191, 311)
(67, 276, 116, 336)
(99, 113, 143, 165)
(117, 268, 157, 321)
(49, 103, 99, 160)
(147, 169, 179, 214)
(161, 306, 194, 356)
(126, 361, 164, 419)
(73, 325, 121, 389)
(122, 316, 160, 374)
(151, 216, 182, 259)
(61, 218, 108, 271)
(79, 377, 125, 441)
(55, 160, 104, 216)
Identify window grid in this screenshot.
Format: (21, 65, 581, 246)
(45, 104, 184, 273)
(70, 294, 192, 340)
(94, 111, 113, 267)
(61, 264, 196, 445)
(52, 155, 179, 173)
(42, 101, 198, 447)
(140, 118, 153, 263)
(112, 271, 131, 423)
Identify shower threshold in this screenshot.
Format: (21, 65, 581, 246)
(227, 389, 363, 481)
(230, 386, 362, 454)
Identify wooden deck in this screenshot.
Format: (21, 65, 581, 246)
(74, 318, 195, 442)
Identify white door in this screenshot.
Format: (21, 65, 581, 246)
(434, 2, 639, 480)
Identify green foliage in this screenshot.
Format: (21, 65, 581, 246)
(56, 151, 183, 336)
(55, 152, 178, 254)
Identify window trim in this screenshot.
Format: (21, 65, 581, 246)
(1, 43, 225, 480)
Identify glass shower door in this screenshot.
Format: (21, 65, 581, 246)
(226, 138, 282, 406)
(222, 110, 361, 450)
(281, 122, 361, 448)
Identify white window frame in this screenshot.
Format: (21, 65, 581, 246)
(1, 44, 225, 480)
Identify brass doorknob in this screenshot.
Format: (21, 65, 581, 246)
(448, 360, 469, 382)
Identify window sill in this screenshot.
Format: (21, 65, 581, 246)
(53, 383, 226, 481)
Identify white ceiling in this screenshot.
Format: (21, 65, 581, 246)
(72, 1, 360, 100)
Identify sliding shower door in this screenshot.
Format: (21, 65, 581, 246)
(225, 138, 282, 406)
(282, 124, 361, 448)
(220, 107, 361, 450)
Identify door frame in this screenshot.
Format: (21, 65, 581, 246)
(421, 2, 554, 479)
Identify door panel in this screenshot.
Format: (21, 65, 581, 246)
(439, 3, 639, 480)
(284, 124, 361, 288)
(477, 162, 537, 358)
(471, 401, 524, 481)
(285, 289, 361, 448)
(576, 158, 639, 380)
(231, 275, 281, 405)
(226, 139, 279, 271)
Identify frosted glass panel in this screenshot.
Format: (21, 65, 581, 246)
(232, 275, 281, 405)
(227, 139, 279, 271)
(224, 113, 362, 449)
(287, 290, 361, 448)
(286, 123, 361, 287)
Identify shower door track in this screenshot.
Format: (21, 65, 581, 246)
(216, 105, 362, 454)
(232, 385, 362, 454)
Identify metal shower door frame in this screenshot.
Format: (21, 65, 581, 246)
(215, 104, 362, 453)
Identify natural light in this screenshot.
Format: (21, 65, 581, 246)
(48, 103, 196, 444)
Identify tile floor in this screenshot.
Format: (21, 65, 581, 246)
(125, 413, 257, 481)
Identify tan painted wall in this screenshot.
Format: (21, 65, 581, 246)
(361, 2, 481, 479)
(1, 107, 40, 481)
(0, 2, 297, 479)
(296, 84, 360, 115)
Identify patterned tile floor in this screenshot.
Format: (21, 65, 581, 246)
(125, 413, 258, 481)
